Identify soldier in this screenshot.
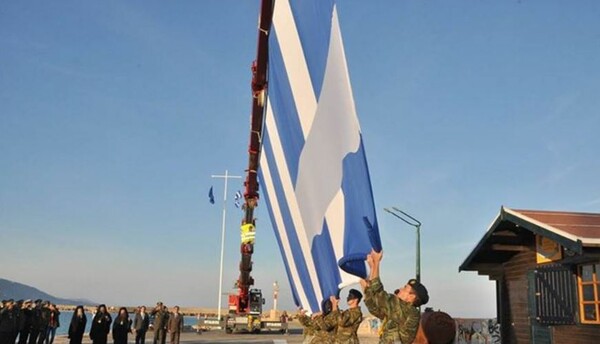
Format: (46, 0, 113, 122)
(330, 289, 363, 344)
(28, 300, 43, 344)
(372, 289, 401, 339)
(36, 302, 50, 344)
(11, 300, 22, 344)
(310, 299, 336, 344)
(151, 302, 167, 344)
(296, 309, 316, 344)
(0, 300, 17, 344)
(361, 249, 429, 344)
(18, 300, 33, 344)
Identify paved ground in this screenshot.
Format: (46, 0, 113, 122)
(182, 330, 380, 343)
(53, 330, 380, 344)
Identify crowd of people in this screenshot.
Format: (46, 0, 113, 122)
(297, 249, 430, 344)
(0, 301, 184, 344)
(0, 300, 60, 344)
(3, 250, 428, 344)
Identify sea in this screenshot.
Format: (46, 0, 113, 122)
(54, 312, 199, 336)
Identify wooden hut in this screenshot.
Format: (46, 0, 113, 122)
(460, 207, 600, 343)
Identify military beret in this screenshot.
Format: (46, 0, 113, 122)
(408, 279, 429, 307)
(347, 288, 363, 301)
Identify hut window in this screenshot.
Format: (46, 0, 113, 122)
(577, 263, 600, 324)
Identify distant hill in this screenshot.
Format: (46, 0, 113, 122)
(0, 278, 96, 305)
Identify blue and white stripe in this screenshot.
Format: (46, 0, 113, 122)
(260, 0, 380, 313)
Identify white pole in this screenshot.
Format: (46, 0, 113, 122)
(211, 170, 242, 327)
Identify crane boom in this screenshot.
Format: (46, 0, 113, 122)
(233, 0, 273, 316)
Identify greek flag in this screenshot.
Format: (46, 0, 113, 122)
(259, 0, 381, 313)
(234, 190, 243, 208)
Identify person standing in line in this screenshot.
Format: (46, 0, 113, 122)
(0, 300, 17, 344)
(45, 304, 59, 344)
(89, 305, 112, 344)
(151, 303, 167, 344)
(10, 300, 22, 344)
(166, 307, 183, 344)
(112, 308, 131, 344)
(133, 306, 149, 344)
(330, 289, 363, 344)
(27, 300, 43, 344)
(160, 307, 169, 344)
(18, 300, 33, 344)
(67, 306, 87, 344)
(36, 302, 50, 344)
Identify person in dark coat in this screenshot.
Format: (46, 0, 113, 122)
(28, 300, 43, 344)
(166, 306, 183, 344)
(11, 300, 22, 344)
(90, 305, 112, 344)
(18, 300, 33, 344)
(133, 306, 149, 344)
(0, 300, 17, 344)
(112, 308, 131, 344)
(67, 306, 87, 344)
(36, 302, 50, 344)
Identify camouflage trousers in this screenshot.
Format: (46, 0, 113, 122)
(378, 332, 402, 344)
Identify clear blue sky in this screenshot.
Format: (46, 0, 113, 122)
(1, 0, 599, 318)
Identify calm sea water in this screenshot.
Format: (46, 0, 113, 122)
(55, 312, 198, 336)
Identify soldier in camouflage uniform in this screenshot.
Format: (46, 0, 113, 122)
(372, 289, 401, 339)
(297, 309, 316, 344)
(308, 299, 336, 344)
(330, 289, 363, 344)
(361, 249, 429, 344)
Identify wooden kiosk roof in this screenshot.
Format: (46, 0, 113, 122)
(460, 207, 600, 273)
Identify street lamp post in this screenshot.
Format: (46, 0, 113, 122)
(383, 207, 422, 282)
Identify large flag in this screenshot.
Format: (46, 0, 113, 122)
(259, 0, 381, 313)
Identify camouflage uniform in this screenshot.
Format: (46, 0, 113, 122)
(364, 277, 420, 344)
(297, 313, 316, 344)
(310, 312, 336, 344)
(333, 307, 362, 344)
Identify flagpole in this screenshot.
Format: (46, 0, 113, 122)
(211, 170, 242, 326)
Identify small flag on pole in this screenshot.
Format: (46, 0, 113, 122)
(208, 186, 215, 204)
(234, 190, 242, 208)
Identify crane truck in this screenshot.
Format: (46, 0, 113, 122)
(198, 0, 282, 334)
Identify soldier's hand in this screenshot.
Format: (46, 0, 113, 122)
(329, 296, 339, 310)
(370, 249, 383, 263)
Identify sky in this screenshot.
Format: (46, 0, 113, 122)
(1, 0, 600, 318)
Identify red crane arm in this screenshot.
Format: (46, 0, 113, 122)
(235, 0, 274, 315)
